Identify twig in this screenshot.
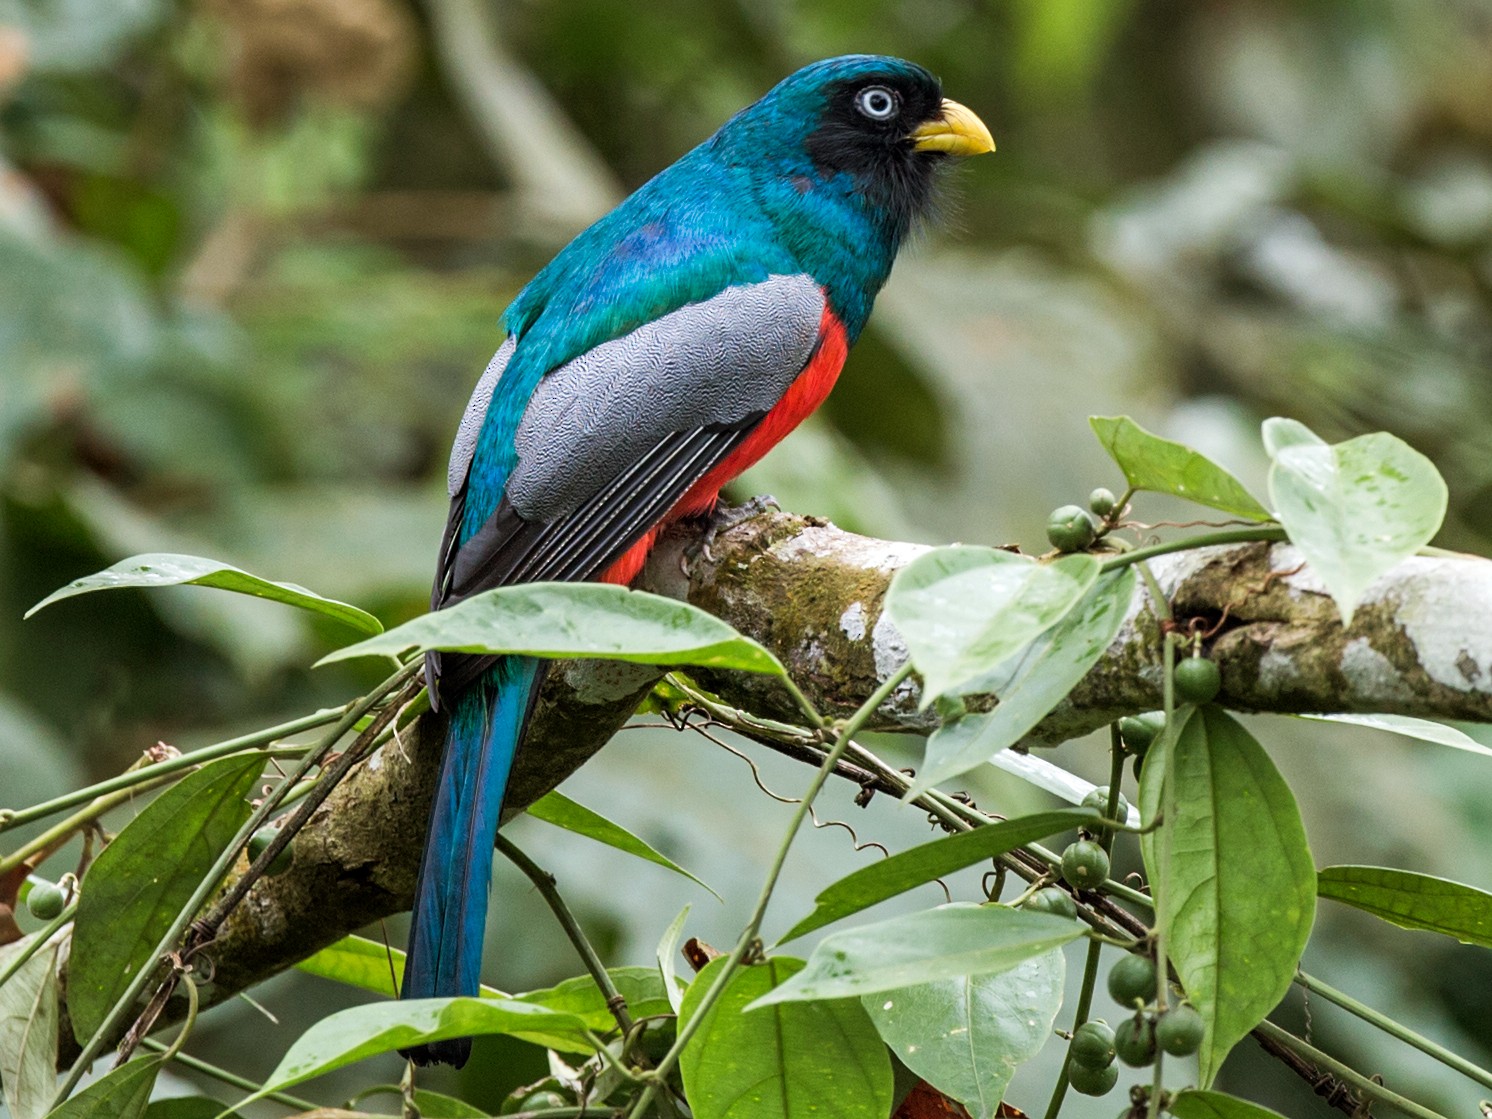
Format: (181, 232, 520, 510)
(497, 834, 634, 1037)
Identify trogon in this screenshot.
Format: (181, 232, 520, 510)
(404, 54, 993, 1066)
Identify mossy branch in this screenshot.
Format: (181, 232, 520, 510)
(55, 505, 1492, 1061)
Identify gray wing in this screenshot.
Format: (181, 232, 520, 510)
(429, 273, 827, 701)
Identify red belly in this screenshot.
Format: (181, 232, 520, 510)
(599, 304, 849, 586)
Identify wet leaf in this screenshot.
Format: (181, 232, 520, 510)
(864, 949, 1064, 1119)
(753, 905, 1082, 1006)
(27, 553, 382, 636)
(886, 547, 1100, 705)
(317, 583, 782, 676)
(914, 569, 1135, 790)
(680, 956, 891, 1119)
(1264, 419, 1446, 623)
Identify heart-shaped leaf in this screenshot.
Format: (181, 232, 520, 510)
(886, 547, 1100, 706)
(914, 568, 1135, 790)
(1264, 419, 1446, 624)
(751, 905, 1083, 1007)
(680, 956, 891, 1119)
(864, 948, 1065, 1119)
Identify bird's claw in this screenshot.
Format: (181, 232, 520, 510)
(683, 494, 781, 575)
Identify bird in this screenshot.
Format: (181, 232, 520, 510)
(403, 54, 993, 1066)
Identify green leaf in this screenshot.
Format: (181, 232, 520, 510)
(1298, 714, 1492, 759)
(46, 1055, 163, 1119)
(1317, 865, 1492, 948)
(0, 935, 61, 1119)
(69, 753, 266, 1042)
(240, 998, 592, 1104)
(679, 957, 892, 1119)
(516, 967, 678, 1053)
(527, 791, 718, 899)
(1264, 420, 1447, 624)
(780, 809, 1099, 943)
(657, 905, 691, 1014)
(1090, 416, 1270, 519)
(863, 948, 1065, 1119)
(886, 547, 1101, 706)
(317, 583, 783, 675)
(295, 935, 506, 1001)
(1170, 1090, 1289, 1119)
(1138, 706, 1316, 1086)
(752, 905, 1084, 1006)
(1260, 418, 1321, 457)
(26, 553, 382, 636)
(914, 569, 1136, 790)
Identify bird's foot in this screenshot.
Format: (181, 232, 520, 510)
(683, 494, 781, 575)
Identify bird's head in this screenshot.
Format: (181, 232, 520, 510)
(717, 54, 992, 223)
(710, 55, 993, 324)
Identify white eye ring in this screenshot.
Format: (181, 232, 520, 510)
(855, 85, 898, 121)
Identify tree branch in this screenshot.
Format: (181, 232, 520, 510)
(58, 506, 1492, 1059)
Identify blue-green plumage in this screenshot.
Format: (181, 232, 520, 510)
(403, 54, 992, 1067)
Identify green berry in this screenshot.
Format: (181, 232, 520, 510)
(1061, 840, 1110, 890)
(1117, 713, 1164, 755)
(1114, 1015, 1157, 1067)
(1070, 1020, 1117, 1069)
(1021, 886, 1078, 920)
(1155, 1004, 1205, 1056)
(26, 881, 66, 921)
(1089, 488, 1118, 517)
(1068, 1059, 1119, 1096)
(1173, 655, 1221, 704)
(1047, 505, 1098, 552)
(248, 826, 294, 877)
(1107, 953, 1157, 1008)
(1082, 786, 1131, 837)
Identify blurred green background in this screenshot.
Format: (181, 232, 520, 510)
(4, 0, 1492, 1114)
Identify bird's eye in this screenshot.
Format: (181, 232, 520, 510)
(855, 85, 899, 121)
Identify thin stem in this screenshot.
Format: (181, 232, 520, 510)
(497, 834, 634, 1036)
(1100, 526, 1287, 574)
(626, 666, 909, 1119)
(52, 661, 418, 1107)
(0, 748, 304, 877)
(142, 1038, 318, 1111)
(1041, 728, 1130, 1119)
(0, 708, 342, 833)
(1254, 1020, 1453, 1119)
(1148, 627, 1179, 1119)
(1294, 970, 1492, 1092)
(0, 902, 76, 989)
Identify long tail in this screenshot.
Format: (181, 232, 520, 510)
(400, 656, 541, 1067)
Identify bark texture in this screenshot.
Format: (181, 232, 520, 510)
(63, 507, 1492, 1052)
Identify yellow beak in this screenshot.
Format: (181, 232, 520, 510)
(909, 98, 995, 157)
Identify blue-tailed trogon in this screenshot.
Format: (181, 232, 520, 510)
(404, 55, 993, 1066)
